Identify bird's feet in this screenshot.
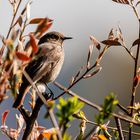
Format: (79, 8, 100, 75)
(45, 84, 54, 100)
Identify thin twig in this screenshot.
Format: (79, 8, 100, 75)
(54, 46, 109, 100)
(84, 120, 140, 139)
(48, 108, 63, 140)
(0, 0, 22, 55)
(87, 121, 140, 136)
(22, 71, 62, 140)
(117, 103, 130, 115)
(18, 105, 29, 122)
(22, 96, 43, 140)
(115, 117, 124, 140)
(54, 82, 102, 111)
(54, 82, 140, 126)
(129, 1, 140, 139)
(123, 45, 135, 60)
(83, 126, 96, 140)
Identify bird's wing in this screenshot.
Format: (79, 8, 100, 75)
(25, 55, 49, 79)
(23, 43, 62, 83)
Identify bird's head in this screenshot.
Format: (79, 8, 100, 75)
(38, 31, 72, 46)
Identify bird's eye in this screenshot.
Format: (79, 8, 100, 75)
(51, 34, 59, 40)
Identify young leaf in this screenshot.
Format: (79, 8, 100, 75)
(70, 76, 75, 85)
(26, 1, 31, 20)
(96, 93, 118, 124)
(21, 1, 32, 16)
(11, 29, 20, 41)
(133, 75, 140, 87)
(76, 120, 86, 140)
(16, 51, 31, 61)
(2, 110, 10, 126)
(87, 45, 94, 69)
(56, 97, 84, 131)
(35, 18, 53, 38)
(72, 66, 85, 83)
(40, 128, 57, 140)
(16, 114, 24, 133)
(83, 67, 102, 79)
(132, 38, 140, 46)
(101, 40, 121, 46)
(112, 0, 129, 5)
(12, 16, 23, 27)
(108, 29, 114, 40)
(90, 36, 101, 50)
(29, 18, 53, 24)
(29, 34, 38, 54)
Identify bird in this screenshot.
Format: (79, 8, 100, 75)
(13, 31, 72, 109)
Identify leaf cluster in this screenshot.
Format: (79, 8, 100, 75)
(96, 93, 118, 124)
(56, 97, 84, 133)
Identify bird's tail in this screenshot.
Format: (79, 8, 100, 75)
(13, 83, 29, 109)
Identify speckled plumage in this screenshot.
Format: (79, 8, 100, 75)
(13, 31, 72, 108)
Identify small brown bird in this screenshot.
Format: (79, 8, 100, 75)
(13, 31, 72, 108)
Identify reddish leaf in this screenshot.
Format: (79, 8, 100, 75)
(29, 34, 38, 54)
(41, 128, 56, 139)
(101, 40, 121, 46)
(134, 75, 140, 87)
(11, 29, 20, 41)
(112, 0, 129, 4)
(37, 134, 44, 140)
(2, 110, 10, 126)
(90, 36, 101, 50)
(83, 67, 102, 79)
(132, 38, 140, 46)
(16, 51, 31, 61)
(108, 29, 114, 40)
(36, 126, 46, 131)
(35, 18, 53, 38)
(13, 16, 23, 27)
(37, 22, 53, 37)
(18, 16, 23, 27)
(29, 18, 53, 24)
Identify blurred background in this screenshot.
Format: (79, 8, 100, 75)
(0, 0, 140, 139)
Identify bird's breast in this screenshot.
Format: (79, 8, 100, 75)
(40, 47, 65, 83)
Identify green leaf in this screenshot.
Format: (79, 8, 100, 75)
(96, 93, 118, 124)
(56, 97, 84, 133)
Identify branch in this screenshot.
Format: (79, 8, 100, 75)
(129, 1, 140, 139)
(0, 0, 22, 56)
(83, 120, 140, 139)
(22, 71, 62, 140)
(122, 45, 135, 60)
(54, 82, 140, 126)
(18, 105, 29, 122)
(54, 46, 109, 100)
(22, 96, 44, 140)
(117, 103, 130, 115)
(83, 126, 96, 140)
(48, 108, 63, 140)
(115, 117, 124, 140)
(54, 82, 102, 111)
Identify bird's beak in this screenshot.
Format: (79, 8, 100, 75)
(63, 37, 73, 40)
